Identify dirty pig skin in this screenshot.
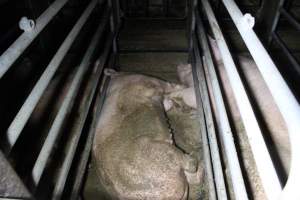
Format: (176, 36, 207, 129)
(92, 70, 199, 200)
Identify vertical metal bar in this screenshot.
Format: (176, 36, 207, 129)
(31, 10, 108, 185)
(280, 8, 300, 31)
(195, 9, 227, 200)
(196, 10, 247, 199)
(51, 35, 113, 200)
(191, 41, 217, 200)
(192, 33, 227, 200)
(220, 0, 300, 199)
(201, 0, 281, 199)
(0, 0, 69, 79)
(108, 0, 118, 54)
(6, 0, 97, 151)
(69, 76, 110, 200)
(272, 32, 300, 75)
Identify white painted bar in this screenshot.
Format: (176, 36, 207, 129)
(31, 8, 107, 184)
(7, 0, 98, 150)
(192, 34, 228, 200)
(195, 9, 248, 200)
(222, 1, 300, 199)
(0, 0, 69, 78)
(201, 0, 281, 199)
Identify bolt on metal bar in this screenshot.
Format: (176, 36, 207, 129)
(221, 0, 300, 199)
(51, 35, 113, 200)
(69, 76, 110, 200)
(6, 0, 98, 150)
(201, 0, 281, 199)
(195, 10, 247, 200)
(191, 47, 217, 200)
(0, 0, 69, 79)
(193, 14, 228, 200)
(280, 8, 300, 32)
(31, 9, 108, 185)
(272, 32, 300, 75)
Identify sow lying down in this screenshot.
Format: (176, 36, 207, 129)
(92, 67, 205, 200)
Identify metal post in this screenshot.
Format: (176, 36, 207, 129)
(195, 9, 247, 200)
(192, 33, 227, 200)
(221, 0, 300, 199)
(272, 32, 300, 75)
(201, 0, 281, 199)
(280, 8, 300, 32)
(31, 9, 108, 185)
(0, 0, 69, 79)
(191, 43, 217, 200)
(6, 0, 98, 151)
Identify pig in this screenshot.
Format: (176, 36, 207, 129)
(164, 64, 197, 110)
(92, 70, 198, 200)
(207, 36, 290, 199)
(164, 64, 206, 199)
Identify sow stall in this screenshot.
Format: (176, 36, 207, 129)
(0, 0, 299, 199)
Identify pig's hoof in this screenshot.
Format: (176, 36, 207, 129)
(163, 98, 173, 111)
(183, 154, 198, 173)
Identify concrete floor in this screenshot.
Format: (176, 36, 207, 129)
(117, 19, 189, 81)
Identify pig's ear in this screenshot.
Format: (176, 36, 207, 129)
(104, 68, 119, 77)
(208, 35, 222, 63)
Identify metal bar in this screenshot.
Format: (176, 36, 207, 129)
(192, 34, 227, 200)
(194, 12, 229, 199)
(0, 0, 69, 79)
(272, 32, 300, 75)
(195, 10, 246, 200)
(51, 35, 113, 200)
(69, 76, 110, 200)
(280, 8, 300, 32)
(6, 0, 98, 150)
(191, 43, 217, 200)
(220, 0, 300, 199)
(201, 0, 281, 199)
(268, 0, 285, 43)
(31, 10, 109, 185)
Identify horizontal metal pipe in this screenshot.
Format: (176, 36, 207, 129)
(51, 35, 113, 200)
(195, 9, 247, 200)
(0, 0, 69, 79)
(191, 47, 217, 200)
(31, 10, 108, 185)
(272, 32, 300, 75)
(6, 0, 98, 150)
(69, 76, 110, 200)
(201, 0, 281, 199)
(221, 0, 300, 199)
(280, 8, 300, 32)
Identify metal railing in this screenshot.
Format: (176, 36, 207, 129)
(269, 0, 300, 75)
(191, 0, 300, 199)
(122, 0, 188, 19)
(0, 0, 119, 199)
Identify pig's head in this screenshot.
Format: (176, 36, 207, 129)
(177, 64, 193, 87)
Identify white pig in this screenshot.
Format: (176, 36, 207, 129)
(93, 70, 198, 200)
